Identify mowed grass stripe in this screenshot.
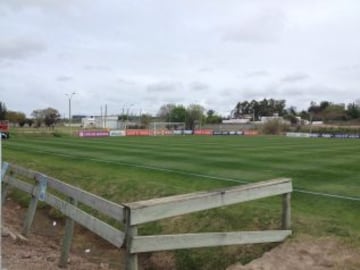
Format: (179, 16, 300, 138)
(4, 136, 360, 197)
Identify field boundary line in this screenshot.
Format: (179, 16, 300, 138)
(294, 188, 360, 201)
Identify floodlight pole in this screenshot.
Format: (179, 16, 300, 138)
(65, 92, 76, 135)
(125, 104, 134, 130)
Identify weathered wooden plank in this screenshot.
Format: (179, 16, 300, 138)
(1, 161, 9, 180)
(124, 207, 138, 270)
(45, 193, 125, 248)
(282, 193, 291, 230)
(131, 230, 292, 253)
(22, 191, 39, 236)
(4, 176, 34, 194)
(5, 170, 125, 248)
(1, 183, 9, 205)
(9, 164, 125, 222)
(59, 197, 78, 268)
(126, 178, 292, 225)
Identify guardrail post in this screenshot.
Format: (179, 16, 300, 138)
(125, 206, 138, 270)
(22, 173, 47, 236)
(59, 197, 78, 268)
(281, 193, 291, 230)
(1, 162, 9, 205)
(22, 184, 40, 236)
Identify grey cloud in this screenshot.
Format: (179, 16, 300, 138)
(147, 81, 183, 93)
(245, 70, 270, 78)
(281, 73, 309, 82)
(189, 81, 209, 91)
(242, 89, 276, 99)
(0, 0, 74, 11)
(281, 85, 344, 97)
(336, 65, 360, 72)
(222, 11, 286, 43)
(118, 78, 136, 85)
(83, 65, 112, 71)
(0, 38, 46, 60)
(57, 75, 73, 82)
(198, 67, 214, 73)
(220, 88, 234, 96)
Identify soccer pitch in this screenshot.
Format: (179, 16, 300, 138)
(3, 135, 360, 265)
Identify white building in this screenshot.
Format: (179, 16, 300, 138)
(81, 115, 125, 129)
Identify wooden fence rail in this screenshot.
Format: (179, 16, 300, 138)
(1, 162, 125, 268)
(1, 162, 292, 270)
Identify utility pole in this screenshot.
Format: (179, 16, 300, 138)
(65, 92, 76, 135)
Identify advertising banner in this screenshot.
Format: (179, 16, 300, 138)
(173, 130, 183, 135)
(244, 130, 259, 136)
(286, 132, 311, 138)
(109, 130, 126, 136)
(320, 134, 333, 138)
(78, 130, 109, 137)
(151, 129, 173, 136)
(194, 129, 213, 135)
(183, 130, 193, 135)
(126, 129, 151, 136)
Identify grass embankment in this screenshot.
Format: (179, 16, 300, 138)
(2, 135, 360, 269)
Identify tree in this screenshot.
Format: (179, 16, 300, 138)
(186, 104, 205, 130)
(232, 98, 286, 120)
(140, 114, 152, 128)
(308, 101, 325, 121)
(322, 104, 346, 121)
(157, 104, 176, 122)
(31, 107, 60, 127)
(205, 109, 222, 124)
(0, 102, 7, 120)
(347, 102, 360, 119)
(24, 118, 34, 127)
(6, 110, 26, 126)
(308, 101, 347, 122)
(283, 106, 299, 125)
(170, 106, 186, 122)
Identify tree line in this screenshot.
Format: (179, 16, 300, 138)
(1, 98, 360, 128)
(0, 102, 59, 127)
(232, 98, 360, 124)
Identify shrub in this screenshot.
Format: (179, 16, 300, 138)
(261, 119, 289, 135)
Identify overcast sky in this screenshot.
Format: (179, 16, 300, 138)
(1, 0, 359, 117)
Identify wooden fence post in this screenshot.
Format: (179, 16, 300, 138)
(125, 207, 138, 270)
(59, 197, 78, 268)
(1, 183, 9, 205)
(1, 162, 9, 205)
(281, 193, 291, 230)
(22, 185, 39, 236)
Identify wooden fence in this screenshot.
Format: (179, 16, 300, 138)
(1, 162, 292, 270)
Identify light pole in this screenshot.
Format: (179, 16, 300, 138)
(125, 104, 134, 129)
(65, 92, 76, 133)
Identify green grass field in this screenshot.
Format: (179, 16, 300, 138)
(2, 134, 360, 269)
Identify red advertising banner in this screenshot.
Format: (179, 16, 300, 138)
(78, 130, 110, 137)
(150, 129, 173, 136)
(243, 130, 259, 136)
(194, 129, 213, 135)
(126, 129, 151, 136)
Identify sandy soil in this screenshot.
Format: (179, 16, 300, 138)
(2, 197, 360, 270)
(227, 235, 360, 270)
